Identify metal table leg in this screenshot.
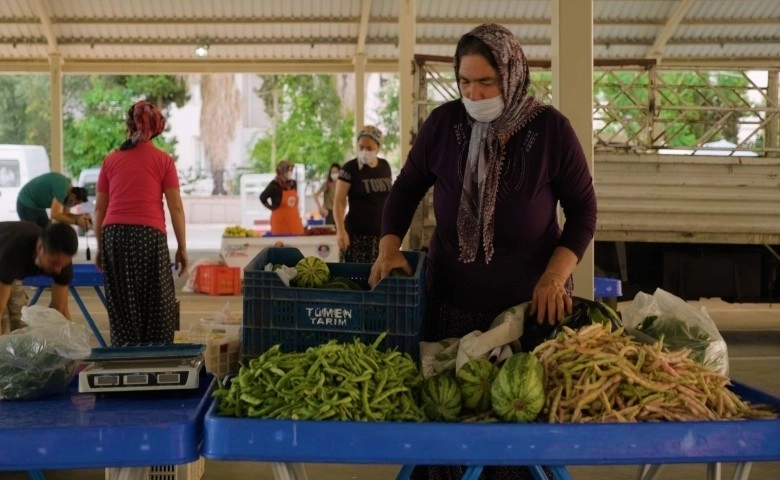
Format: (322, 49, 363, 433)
(68, 286, 107, 347)
(396, 465, 415, 480)
(636, 464, 664, 480)
(732, 462, 752, 480)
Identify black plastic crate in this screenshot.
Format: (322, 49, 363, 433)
(242, 247, 426, 360)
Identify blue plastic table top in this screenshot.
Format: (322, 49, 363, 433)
(0, 372, 215, 470)
(202, 380, 780, 466)
(22, 262, 104, 287)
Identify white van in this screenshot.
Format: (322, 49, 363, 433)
(0, 145, 51, 221)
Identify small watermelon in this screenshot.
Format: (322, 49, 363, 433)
(293, 256, 330, 288)
(456, 358, 499, 413)
(421, 372, 462, 422)
(491, 353, 545, 422)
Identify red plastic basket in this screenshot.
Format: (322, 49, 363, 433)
(196, 265, 241, 296)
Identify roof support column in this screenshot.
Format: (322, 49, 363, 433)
(354, 53, 366, 133)
(49, 53, 63, 173)
(398, 0, 416, 164)
(768, 69, 779, 157)
(551, 0, 594, 299)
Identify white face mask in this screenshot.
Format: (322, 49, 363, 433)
(330, 173, 339, 181)
(462, 95, 505, 123)
(358, 151, 377, 166)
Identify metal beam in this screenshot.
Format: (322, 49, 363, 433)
(646, 0, 695, 60)
(4, 16, 780, 27)
(356, 0, 372, 55)
(32, 0, 58, 55)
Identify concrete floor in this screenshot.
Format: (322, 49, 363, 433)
(2, 245, 779, 480)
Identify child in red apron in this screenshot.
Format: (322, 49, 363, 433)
(259, 160, 304, 235)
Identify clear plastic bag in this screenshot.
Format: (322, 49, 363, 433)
(622, 288, 729, 375)
(0, 306, 92, 400)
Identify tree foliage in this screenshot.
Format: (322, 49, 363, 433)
(250, 75, 353, 178)
(0, 74, 185, 177)
(375, 74, 400, 155)
(593, 70, 755, 147)
(0, 75, 51, 149)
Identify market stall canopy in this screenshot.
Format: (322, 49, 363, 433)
(0, 0, 779, 74)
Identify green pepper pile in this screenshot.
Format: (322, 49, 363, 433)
(214, 332, 425, 421)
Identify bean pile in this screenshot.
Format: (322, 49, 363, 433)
(533, 324, 776, 423)
(214, 333, 425, 421)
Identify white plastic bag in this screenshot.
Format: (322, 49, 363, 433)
(264, 262, 297, 287)
(0, 306, 92, 400)
(455, 304, 525, 372)
(419, 303, 526, 378)
(419, 338, 460, 379)
(622, 288, 729, 375)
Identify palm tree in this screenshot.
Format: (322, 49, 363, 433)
(199, 74, 241, 194)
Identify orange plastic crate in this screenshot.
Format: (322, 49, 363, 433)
(196, 265, 241, 296)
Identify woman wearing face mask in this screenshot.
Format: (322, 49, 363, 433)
(333, 125, 393, 263)
(259, 160, 304, 236)
(369, 24, 596, 479)
(313, 162, 341, 225)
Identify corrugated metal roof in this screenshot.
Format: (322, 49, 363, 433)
(0, 0, 778, 73)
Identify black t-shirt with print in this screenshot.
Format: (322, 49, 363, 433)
(0, 221, 72, 285)
(338, 158, 393, 236)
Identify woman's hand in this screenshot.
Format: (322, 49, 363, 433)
(175, 249, 189, 277)
(368, 235, 411, 288)
(95, 250, 103, 271)
(319, 206, 328, 217)
(336, 230, 350, 252)
(528, 271, 572, 326)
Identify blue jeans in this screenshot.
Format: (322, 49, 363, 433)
(16, 199, 50, 228)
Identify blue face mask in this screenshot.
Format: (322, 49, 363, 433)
(462, 95, 505, 123)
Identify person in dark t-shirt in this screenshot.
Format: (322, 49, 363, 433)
(0, 221, 78, 335)
(334, 125, 393, 263)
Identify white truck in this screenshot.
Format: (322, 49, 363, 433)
(0, 145, 50, 221)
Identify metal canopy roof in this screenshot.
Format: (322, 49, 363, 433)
(1, 0, 778, 73)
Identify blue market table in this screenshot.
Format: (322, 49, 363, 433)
(22, 263, 108, 347)
(202, 380, 780, 480)
(0, 373, 215, 476)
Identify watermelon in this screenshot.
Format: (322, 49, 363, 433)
(421, 372, 462, 422)
(456, 358, 499, 413)
(491, 353, 545, 422)
(293, 256, 330, 288)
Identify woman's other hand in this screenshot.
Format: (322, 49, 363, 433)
(336, 230, 350, 252)
(529, 271, 572, 326)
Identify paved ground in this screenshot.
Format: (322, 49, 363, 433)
(2, 226, 779, 480)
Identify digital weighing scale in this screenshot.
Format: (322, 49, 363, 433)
(78, 344, 206, 393)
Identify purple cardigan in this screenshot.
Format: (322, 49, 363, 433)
(382, 100, 597, 313)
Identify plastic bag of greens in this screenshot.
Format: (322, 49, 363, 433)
(622, 288, 729, 375)
(0, 306, 91, 400)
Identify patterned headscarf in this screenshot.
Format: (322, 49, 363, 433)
(125, 101, 166, 148)
(455, 23, 548, 264)
(357, 125, 383, 145)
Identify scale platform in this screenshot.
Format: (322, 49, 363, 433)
(78, 344, 206, 393)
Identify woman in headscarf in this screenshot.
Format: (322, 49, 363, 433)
(369, 24, 597, 479)
(259, 160, 304, 235)
(93, 100, 188, 346)
(334, 125, 393, 263)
